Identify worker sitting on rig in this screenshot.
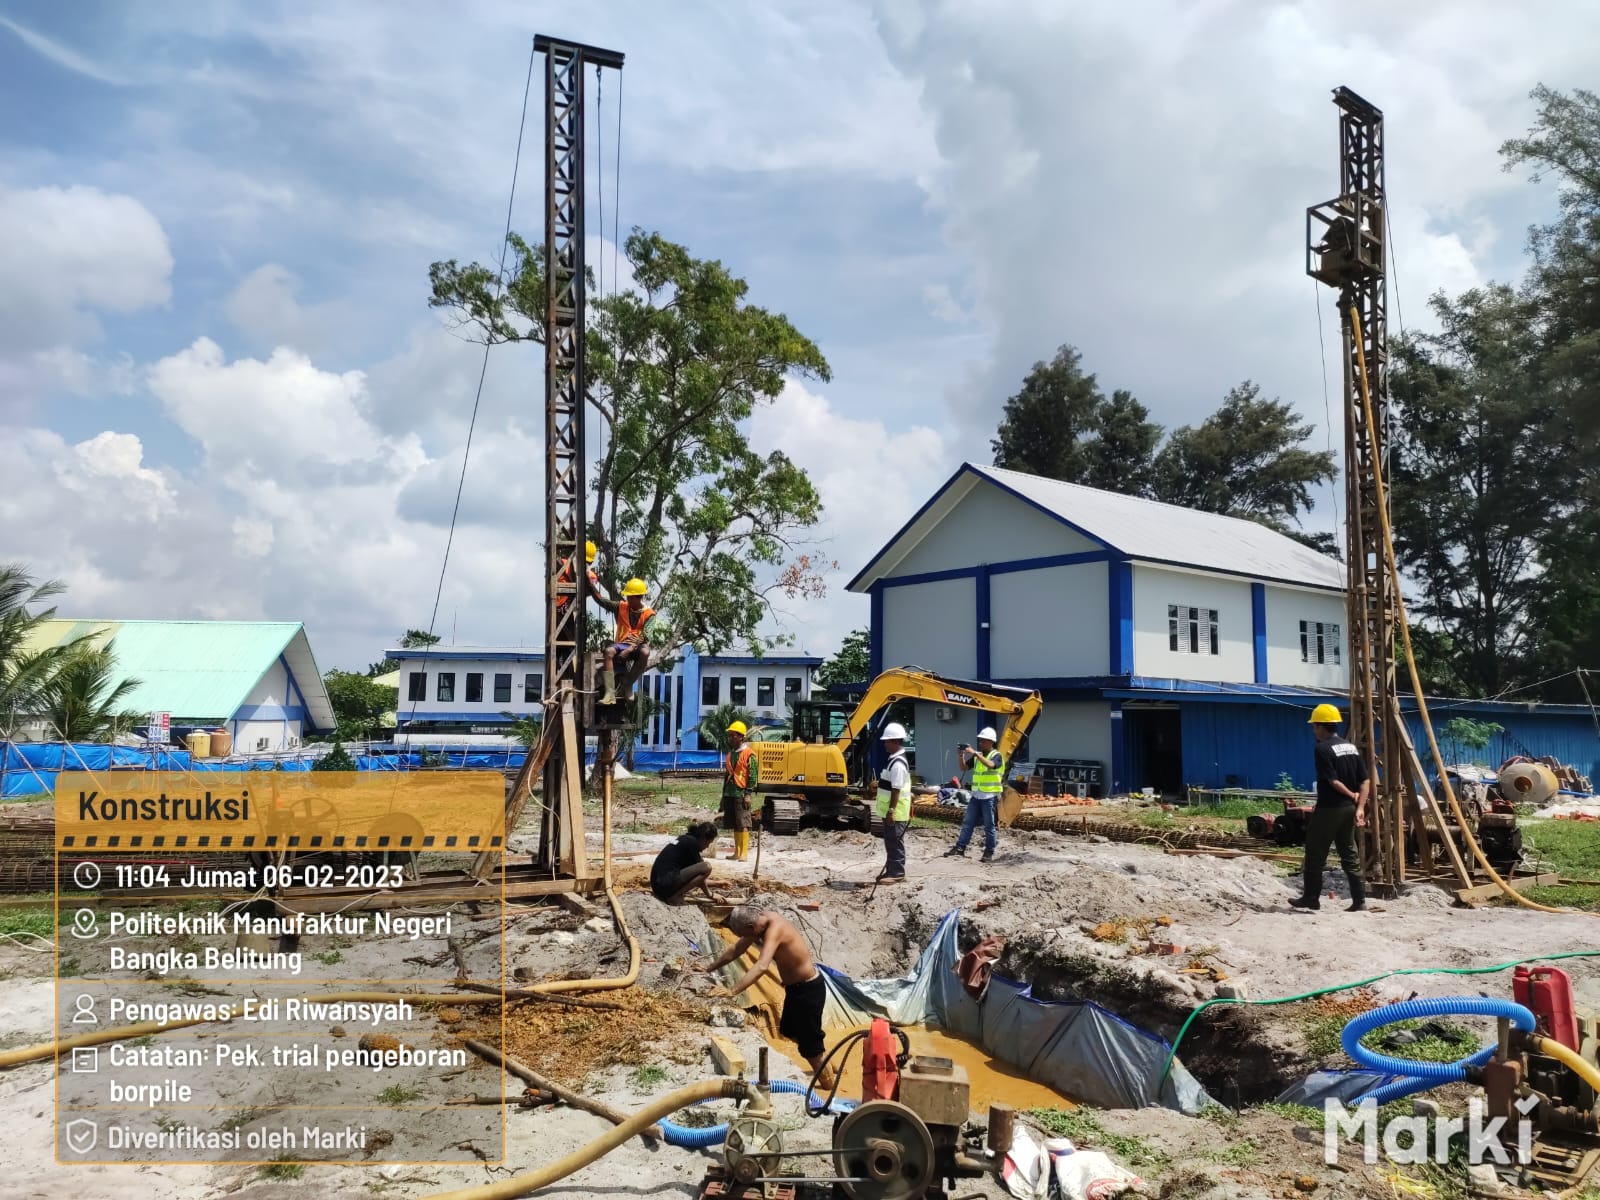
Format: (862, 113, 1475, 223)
(595, 577, 654, 705)
(1291, 703, 1370, 913)
(554, 540, 605, 612)
(721, 720, 757, 862)
(701, 907, 836, 1088)
(649, 820, 720, 906)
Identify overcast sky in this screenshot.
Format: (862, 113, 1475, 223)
(1, 1, 1594, 673)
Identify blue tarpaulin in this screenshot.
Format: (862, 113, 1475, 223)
(1, 742, 195, 797)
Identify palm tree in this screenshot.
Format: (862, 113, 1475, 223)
(691, 703, 758, 752)
(0, 563, 79, 735)
(39, 647, 143, 742)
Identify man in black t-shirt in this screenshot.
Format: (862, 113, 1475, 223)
(1291, 703, 1371, 913)
(650, 821, 719, 905)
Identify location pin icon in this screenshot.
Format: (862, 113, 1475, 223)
(72, 909, 97, 939)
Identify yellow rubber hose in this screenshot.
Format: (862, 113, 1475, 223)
(1527, 1034, 1600, 1095)
(0, 991, 500, 1070)
(421, 1078, 749, 1200)
(1350, 306, 1584, 916)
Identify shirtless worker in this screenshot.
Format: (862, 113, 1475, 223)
(701, 906, 837, 1088)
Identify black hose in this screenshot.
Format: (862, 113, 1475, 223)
(805, 1029, 867, 1118)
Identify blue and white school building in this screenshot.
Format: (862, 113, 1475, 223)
(847, 462, 1600, 797)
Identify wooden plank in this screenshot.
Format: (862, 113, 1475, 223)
(559, 697, 588, 878)
(708, 1035, 746, 1077)
(474, 711, 560, 880)
(1455, 873, 1559, 906)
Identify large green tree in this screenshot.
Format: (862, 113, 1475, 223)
(367, 628, 443, 678)
(1083, 388, 1163, 494)
(815, 628, 870, 690)
(991, 346, 1102, 481)
(429, 230, 832, 656)
(1501, 85, 1600, 437)
(322, 669, 398, 743)
(1389, 285, 1575, 696)
(1149, 381, 1337, 539)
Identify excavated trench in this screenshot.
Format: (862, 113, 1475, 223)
(932, 915, 1312, 1108)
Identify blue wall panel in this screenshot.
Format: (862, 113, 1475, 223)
(1175, 701, 1600, 791)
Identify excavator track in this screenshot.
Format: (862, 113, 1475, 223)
(761, 797, 803, 835)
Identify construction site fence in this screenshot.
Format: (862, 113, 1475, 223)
(0, 741, 725, 798)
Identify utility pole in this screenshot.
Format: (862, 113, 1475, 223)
(1306, 87, 1405, 891)
(531, 34, 624, 881)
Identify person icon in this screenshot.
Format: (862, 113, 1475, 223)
(71, 994, 98, 1025)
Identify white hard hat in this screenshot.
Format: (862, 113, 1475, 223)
(880, 723, 907, 742)
(977, 727, 998, 742)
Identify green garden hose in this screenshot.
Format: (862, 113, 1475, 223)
(1156, 949, 1600, 1093)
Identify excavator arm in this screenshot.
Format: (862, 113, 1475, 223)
(835, 666, 1042, 769)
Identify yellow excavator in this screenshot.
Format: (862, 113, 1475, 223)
(750, 666, 1043, 834)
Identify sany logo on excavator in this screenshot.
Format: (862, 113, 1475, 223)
(941, 689, 978, 707)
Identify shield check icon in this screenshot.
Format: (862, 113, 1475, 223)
(65, 1119, 98, 1154)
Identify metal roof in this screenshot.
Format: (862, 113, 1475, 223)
(24, 620, 335, 729)
(850, 462, 1344, 592)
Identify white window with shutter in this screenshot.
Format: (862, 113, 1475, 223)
(1168, 605, 1219, 655)
(1299, 620, 1342, 665)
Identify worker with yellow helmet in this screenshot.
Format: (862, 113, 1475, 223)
(720, 720, 758, 861)
(555, 541, 605, 613)
(1292, 702, 1370, 913)
(595, 576, 655, 705)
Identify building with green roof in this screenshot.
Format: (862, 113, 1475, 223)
(21, 620, 334, 752)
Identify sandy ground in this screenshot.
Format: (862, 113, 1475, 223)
(1, 804, 1597, 1199)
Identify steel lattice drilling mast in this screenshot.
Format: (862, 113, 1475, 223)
(1306, 87, 1405, 889)
(531, 35, 623, 880)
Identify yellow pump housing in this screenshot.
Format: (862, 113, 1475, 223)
(750, 667, 1041, 834)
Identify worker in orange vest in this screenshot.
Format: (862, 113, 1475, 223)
(595, 578, 654, 705)
(555, 541, 605, 612)
(721, 720, 758, 861)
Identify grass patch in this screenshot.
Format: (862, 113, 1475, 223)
(313, 950, 343, 966)
(1027, 1107, 1169, 1172)
(57, 955, 81, 976)
(628, 1063, 669, 1090)
(0, 908, 52, 939)
(220, 1107, 267, 1132)
(1199, 1141, 1258, 1167)
(1251, 1101, 1323, 1126)
(258, 1155, 304, 1180)
(1359, 1018, 1478, 1065)
(377, 1085, 423, 1105)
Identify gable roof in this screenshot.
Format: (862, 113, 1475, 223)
(23, 620, 335, 729)
(849, 462, 1344, 592)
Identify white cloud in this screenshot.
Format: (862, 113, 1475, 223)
(224, 263, 360, 358)
(0, 15, 131, 87)
(748, 379, 950, 655)
(0, 184, 172, 353)
(869, 0, 1600, 444)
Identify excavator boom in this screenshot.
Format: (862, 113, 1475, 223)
(834, 666, 1042, 765)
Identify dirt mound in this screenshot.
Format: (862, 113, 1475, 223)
(502, 988, 712, 1085)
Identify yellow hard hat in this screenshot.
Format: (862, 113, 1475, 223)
(1309, 703, 1343, 725)
(584, 541, 597, 564)
(623, 578, 647, 597)
(726, 720, 748, 736)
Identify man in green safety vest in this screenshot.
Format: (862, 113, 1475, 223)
(945, 726, 1004, 863)
(875, 723, 912, 883)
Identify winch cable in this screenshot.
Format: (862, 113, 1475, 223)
(1154, 948, 1600, 1093)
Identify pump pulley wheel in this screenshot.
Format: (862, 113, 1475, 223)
(833, 1100, 935, 1200)
(724, 1114, 784, 1185)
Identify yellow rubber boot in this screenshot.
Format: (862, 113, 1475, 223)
(598, 670, 617, 706)
(734, 831, 749, 861)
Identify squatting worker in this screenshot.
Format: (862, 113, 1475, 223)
(945, 726, 1003, 863)
(1291, 703, 1370, 913)
(876, 723, 912, 883)
(701, 907, 837, 1089)
(721, 720, 757, 862)
(595, 578, 654, 705)
(650, 821, 720, 906)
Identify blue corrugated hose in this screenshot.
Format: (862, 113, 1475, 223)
(1342, 996, 1535, 1106)
(657, 1079, 858, 1148)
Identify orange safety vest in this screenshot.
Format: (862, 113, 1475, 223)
(554, 559, 599, 609)
(726, 743, 756, 791)
(616, 603, 654, 642)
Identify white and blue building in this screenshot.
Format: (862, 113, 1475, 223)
(389, 643, 821, 751)
(848, 462, 1600, 795)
